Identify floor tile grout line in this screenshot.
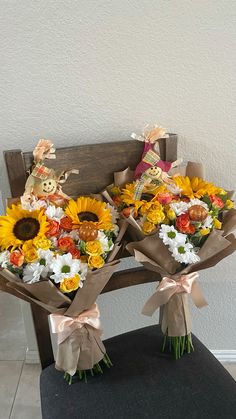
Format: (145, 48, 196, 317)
(8, 360, 25, 419)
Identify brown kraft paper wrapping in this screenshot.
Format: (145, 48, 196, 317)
(124, 161, 236, 338)
(160, 293, 192, 337)
(0, 260, 120, 374)
(55, 326, 106, 376)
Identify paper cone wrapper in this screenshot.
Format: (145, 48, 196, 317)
(160, 293, 192, 337)
(0, 260, 120, 374)
(55, 325, 106, 376)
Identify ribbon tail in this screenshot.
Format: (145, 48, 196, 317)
(142, 289, 173, 317)
(191, 281, 208, 308)
(55, 332, 82, 376)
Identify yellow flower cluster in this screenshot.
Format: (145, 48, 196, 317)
(121, 183, 168, 211)
(173, 176, 226, 199)
(22, 237, 52, 263)
(85, 240, 105, 269)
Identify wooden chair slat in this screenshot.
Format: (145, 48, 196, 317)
(102, 267, 160, 293)
(4, 149, 27, 197)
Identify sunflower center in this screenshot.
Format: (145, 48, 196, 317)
(13, 217, 40, 241)
(78, 211, 99, 222)
(141, 193, 153, 202)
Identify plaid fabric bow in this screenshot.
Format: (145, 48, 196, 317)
(31, 163, 52, 180)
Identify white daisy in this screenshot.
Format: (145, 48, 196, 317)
(45, 205, 65, 222)
(170, 201, 189, 216)
(171, 243, 200, 264)
(0, 250, 10, 268)
(159, 225, 186, 247)
(50, 253, 87, 283)
(37, 249, 55, 277)
(202, 214, 213, 228)
(106, 203, 119, 223)
(23, 263, 45, 284)
(97, 231, 114, 253)
(111, 224, 119, 237)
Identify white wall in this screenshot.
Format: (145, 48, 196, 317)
(0, 0, 235, 350)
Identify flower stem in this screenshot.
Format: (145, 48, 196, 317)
(63, 353, 113, 385)
(162, 332, 194, 359)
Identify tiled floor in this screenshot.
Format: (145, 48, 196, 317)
(0, 293, 235, 419)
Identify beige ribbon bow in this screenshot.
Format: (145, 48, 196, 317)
(49, 303, 101, 344)
(142, 272, 208, 317)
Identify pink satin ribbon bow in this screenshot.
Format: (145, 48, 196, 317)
(49, 303, 101, 344)
(142, 272, 208, 317)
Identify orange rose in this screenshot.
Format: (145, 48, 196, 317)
(112, 195, 122, 206)
(46, 220, 60, 237)
(69, 247, 81, 259)
(58, 237, 75, 251)
(176, 214, 195, 234)
(209, 195, 224, 209)
(60, 217, 73, 231)
(9, 250, 24, 267)
(157, 193, 173, 205)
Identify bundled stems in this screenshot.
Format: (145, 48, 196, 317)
(162, 332, 194, 359)
(63, 353, 113, 385)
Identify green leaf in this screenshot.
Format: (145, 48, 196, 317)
(202, 195, 211, 207)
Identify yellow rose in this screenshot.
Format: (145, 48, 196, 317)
(85, 240, 103, 256)
(88, 255, 105, 269)
(60, 274, 81, 293)
(142, 221, 156, 234)
(139, 202, 153, 215)
(150, 202, 163, 211)
(24, 248, 38, 263)
(200, 227, 210, 236)
(146, 210, 165, 225)
(225, 199, 234, 209)
(33, 236, 51, 250)
(213, 218, 222, 230)
(167, 208, 176, 220)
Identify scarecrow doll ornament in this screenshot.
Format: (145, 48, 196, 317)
(21, 139, 79, 208)
(131, 125, 182, 200)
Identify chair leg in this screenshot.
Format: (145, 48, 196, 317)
(31, 304, 54, 369)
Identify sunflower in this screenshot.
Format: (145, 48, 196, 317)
(172, 176, 226, 199)
(65, 197, 113, 230)
(0, 204, 48, 250)
(121, 182, 168, 211)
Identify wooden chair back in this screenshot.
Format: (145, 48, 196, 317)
(4, 135, 177, 368)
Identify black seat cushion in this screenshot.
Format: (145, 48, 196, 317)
(40, 325, 236, 419)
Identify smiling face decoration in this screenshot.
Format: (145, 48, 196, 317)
(145, 166, 162, 180)
(22, 139, 79, 206)
(39, 178, 58, 195)
(24, 165, 62, 199)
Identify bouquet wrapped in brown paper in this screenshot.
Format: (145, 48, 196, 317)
(0, 139, 125, 383)
(103, 126, 236, 358)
